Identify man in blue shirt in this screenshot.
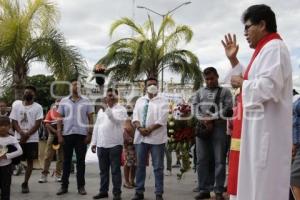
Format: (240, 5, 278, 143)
(291, 90, 300, 199)
(56, 79, 94, 196)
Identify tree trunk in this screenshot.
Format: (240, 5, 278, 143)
(13, 64, 27, 100)
(147, 70, 159, 80)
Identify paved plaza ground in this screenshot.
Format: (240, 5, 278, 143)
(10, 162, 229, 200)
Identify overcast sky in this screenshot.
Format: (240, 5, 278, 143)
(29, 0, 300, 88)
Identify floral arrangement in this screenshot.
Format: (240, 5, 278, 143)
(167, 102, 196, 179)
(94, 64, 106, 86)
(174, 103, 192, 118)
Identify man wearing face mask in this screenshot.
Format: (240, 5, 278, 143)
(131, 77, 168, 200)
(9, 85, 44, 193)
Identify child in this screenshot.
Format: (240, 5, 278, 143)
(0, 116, 23, 200)
(123, 105, 136, 188)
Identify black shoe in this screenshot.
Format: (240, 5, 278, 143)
(194, 192, 210, 200)
(193, 187, 200, 192)
(56, 187, 68, 195)
(21, 182, 29, 193)
(93, 192, 109, 199)
(215, 193, 225, 200)
(131, 193, 144, 200)
(113, 193, 122, 200)
(156, 194, 164, 200)
(78, 187, 87, 195)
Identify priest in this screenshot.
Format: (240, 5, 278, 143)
(221, 4, 293, 200)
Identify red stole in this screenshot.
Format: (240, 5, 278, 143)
(227, 33, 282, 195)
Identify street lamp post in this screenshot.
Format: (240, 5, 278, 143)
(137, 1, 192, 92)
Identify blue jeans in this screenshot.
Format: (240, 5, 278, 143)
(135, 143, 165, 195)
(196, 120, 227, 193)
(97, 145, 122, 195)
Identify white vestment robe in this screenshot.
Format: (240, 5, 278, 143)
(228, 39, 293, 200)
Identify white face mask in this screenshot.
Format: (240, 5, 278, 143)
(147, 85, 158, 95)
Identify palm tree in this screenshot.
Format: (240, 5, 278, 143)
(0, 0, 85, 99)
(97, 15, 202, 90)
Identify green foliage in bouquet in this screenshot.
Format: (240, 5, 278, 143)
(167, 103, 197, 179)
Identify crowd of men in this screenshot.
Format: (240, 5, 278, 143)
(0, 4, 298, 200)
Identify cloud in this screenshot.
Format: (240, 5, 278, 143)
(27, 0, 299, 85)
(293, 75, 300, 91)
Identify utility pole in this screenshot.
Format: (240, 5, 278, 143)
(137, 1, 192, 92)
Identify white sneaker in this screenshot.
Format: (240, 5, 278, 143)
(13, 164, 23, 176)
(55, 176, 62, 182)
(165, 170, 172, 176)
(38, 174, 47, 183)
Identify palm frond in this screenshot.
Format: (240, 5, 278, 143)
(27, 29, 86, 80)
(23, 0, 59, 33)
(109, 38, 139, 47)
(108, 64, 132, 81)
(0, 0, 85, 99)
(0, 0, 17, 19)
(97, 15, 202, 87)
(109, 17, 145, 38)
(157, 15, 175, 38)
(0, 17, 27, 63)
(159, 25, 193, 55)
(144, 15, 156, 42)
(101, 50, 134, 68)
(160, 49, 202, 90)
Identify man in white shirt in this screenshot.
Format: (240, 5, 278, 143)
(131, 78, 168, 200)
(9, 85, 44, 194)
(91, 88, 127, 200)
(221, 4, 293, 200)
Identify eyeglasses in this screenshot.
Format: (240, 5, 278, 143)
(244, 24, 254, 32)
